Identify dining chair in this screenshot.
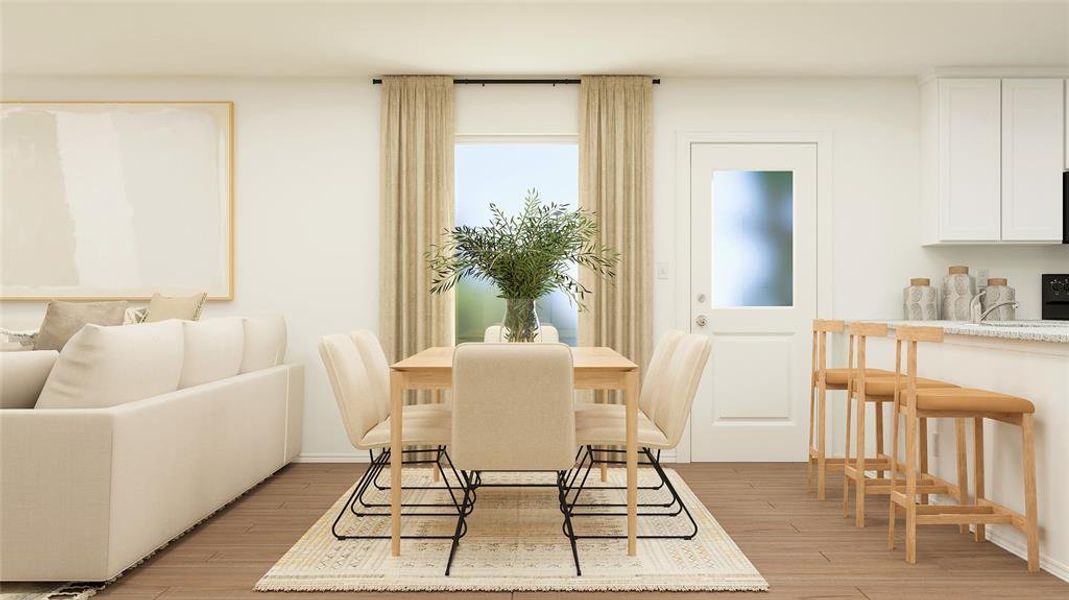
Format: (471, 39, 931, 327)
(483, 324, 559, 343)
(567, 332, 711, 540)
(446, 343, 581, 576)
(572, 330, 684, 490)
(319, 331, 465, 541)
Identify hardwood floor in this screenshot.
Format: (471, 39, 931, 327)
(96, 462, 1068, 599)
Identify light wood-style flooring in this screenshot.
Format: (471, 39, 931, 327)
(95, 463, 1069, 599)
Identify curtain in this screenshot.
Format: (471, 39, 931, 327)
(378, 76, 456, 365)
(578, 76, 653, 403)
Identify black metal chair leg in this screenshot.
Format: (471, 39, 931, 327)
(445, 471, 474, 576)
(557, 471, 582, 576)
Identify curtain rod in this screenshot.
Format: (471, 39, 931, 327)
(371, 78, 660, 85)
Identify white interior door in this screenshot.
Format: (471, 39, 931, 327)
(688, 143, 817, 462)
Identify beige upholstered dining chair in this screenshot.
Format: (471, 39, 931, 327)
(446, 343, 581, 576)
(482, 324, 559, 343)
(567, 331, 711, 540)
(319, 331, 462, 541)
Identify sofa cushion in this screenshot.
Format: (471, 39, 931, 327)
(35, 321, 184, 409)
(1, 350, 59, 408)
(240, 315, 287, 373)
(143, 292, 207, 323)
(34, 300, 128, 351)
(179, 318, 245, 388)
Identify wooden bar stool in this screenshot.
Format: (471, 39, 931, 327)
(840, 322, 961, 528)
(807, 319, 892, 500)
(888, 325, 1040, 572)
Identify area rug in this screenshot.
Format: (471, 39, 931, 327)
(0, 583, 99, 600)
(255, 467, 768, 592)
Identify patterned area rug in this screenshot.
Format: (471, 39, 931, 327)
(256, 467, 767, 592)
(0, 583, 99, 600)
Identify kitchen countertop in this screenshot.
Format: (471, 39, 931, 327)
(884, 320, 1069, 344)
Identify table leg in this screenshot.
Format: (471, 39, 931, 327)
(390, 370, 404, 557)
(625, 369, 639, 556)
(432, 389, 442, 482)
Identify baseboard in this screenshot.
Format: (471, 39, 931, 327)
(294, 453, 370, 463)
(927, 495, 1068, 582)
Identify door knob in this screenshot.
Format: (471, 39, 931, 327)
(694, 314, 708, 328)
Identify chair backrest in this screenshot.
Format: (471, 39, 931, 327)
(318, 333, 384, 448)
(651, 333, 712, 447)
(451, 343, 575, 471)
(483, 324, 559, 343)
(350, 330, 392, 419)
(810, 319, 844, 380)
(847, 321, 889, 373)
(639, 330, 686, 418)
(893, 325, 944, 409)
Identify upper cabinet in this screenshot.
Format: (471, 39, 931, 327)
(1001, 79, 1065, 241)
(921, 76, 1066, 244)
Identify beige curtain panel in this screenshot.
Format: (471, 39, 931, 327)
(578, 75, 654, 402)
(378, 76, 456, 365)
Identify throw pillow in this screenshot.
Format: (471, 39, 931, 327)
(35, 320, 184, 409)
(144, 292, 207, 322)
(0, 350, 59, 408)
(34, 300, 128, 351)
(179, 317, 245, 388)
(239, 314, 287, 373)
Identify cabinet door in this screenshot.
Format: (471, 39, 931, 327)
(1001, 79, 1065, 241)
(938, 79, 1002, 241)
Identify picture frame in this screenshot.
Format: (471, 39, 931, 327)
(0, 100, 235, 300)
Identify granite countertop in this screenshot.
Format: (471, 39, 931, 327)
(885, 320, 1069, 344)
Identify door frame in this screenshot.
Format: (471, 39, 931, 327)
(672, 131, 835, 463)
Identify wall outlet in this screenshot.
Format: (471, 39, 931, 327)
(656, 262, 671, 280)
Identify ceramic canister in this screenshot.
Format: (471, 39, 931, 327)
(981, 277, 1016, 321)
(941, 265, 975, 321)
(904, 278, 939, 320)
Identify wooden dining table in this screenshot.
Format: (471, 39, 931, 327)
(388, 345, 641, 557)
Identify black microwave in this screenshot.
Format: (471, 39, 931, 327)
(1063, 170, 1068, 243)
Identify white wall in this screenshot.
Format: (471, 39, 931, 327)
(1, 76, 381, 460)
(4, 76, 1066, 460)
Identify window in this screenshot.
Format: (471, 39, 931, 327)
(454, 140, 579, 345)
(711, 170, 794, 307)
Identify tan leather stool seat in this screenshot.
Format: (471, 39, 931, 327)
(915, 388, 1035, 414)
(823, 367, 893, 387)
(853, 376, 959, 398)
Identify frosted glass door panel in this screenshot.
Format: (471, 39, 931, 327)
(711, 170, 793, 307)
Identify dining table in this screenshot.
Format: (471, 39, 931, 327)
(388, 345, 641, 557)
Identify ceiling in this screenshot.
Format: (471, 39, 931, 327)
(2, 1, 1067, 78)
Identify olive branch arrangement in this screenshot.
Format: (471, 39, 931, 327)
(426, 188, 619, 310)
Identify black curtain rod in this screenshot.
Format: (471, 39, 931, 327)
(371, 78, 660, 85)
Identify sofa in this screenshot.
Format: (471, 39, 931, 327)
(0, 315, 303, 582)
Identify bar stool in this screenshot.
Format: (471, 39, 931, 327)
(888, 325, 1039, 572)
(840, 322, 961, 528)
(807, 319, 893, 500)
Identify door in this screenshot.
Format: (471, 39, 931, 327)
(1000, 78, 1065, 242)
(689, 143, 817, 462)
(938, 78, 1002, 241)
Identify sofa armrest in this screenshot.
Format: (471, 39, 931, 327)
(0, 408, 114, 581)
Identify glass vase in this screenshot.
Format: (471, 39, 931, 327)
(500, 298, 540, 342)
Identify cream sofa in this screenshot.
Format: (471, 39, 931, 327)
(0, 315, 303, 582)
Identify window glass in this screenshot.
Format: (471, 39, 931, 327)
(455, 142, 579, 344)
(711, 170, 794, 307)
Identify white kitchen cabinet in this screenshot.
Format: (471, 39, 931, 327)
(933, 78, 1002, 241)
(1001, 79, 1065, 241)
(922, 76, 1066, 244)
